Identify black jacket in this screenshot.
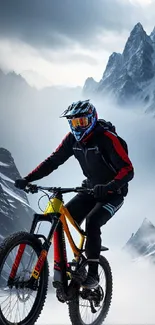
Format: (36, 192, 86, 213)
(25, 123, 134, 195)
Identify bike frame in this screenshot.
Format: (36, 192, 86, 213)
(8, 192, 86, 288)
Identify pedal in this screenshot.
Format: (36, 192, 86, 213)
(52, 280, 67, 303)
(52, 280, 62, 289)
(71, 266, 87, 284)
(56, 287, 66, 303)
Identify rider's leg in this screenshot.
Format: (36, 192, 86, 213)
(65, 192, 96, 225)
(82, 193, 124, 288)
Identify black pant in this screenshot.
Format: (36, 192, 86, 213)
(65, 192, 124, 273)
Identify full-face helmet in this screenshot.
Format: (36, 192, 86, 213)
(60, 99, 98, 141)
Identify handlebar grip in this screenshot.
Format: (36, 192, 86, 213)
(76, 187, 94, 195)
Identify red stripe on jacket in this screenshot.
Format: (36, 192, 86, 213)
(104, 131, 133, 181)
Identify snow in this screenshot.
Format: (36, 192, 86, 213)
(9, 203, 16, 209)
(0, 162, 9, 167)
(0, 172, 14, 183)
(0, 183, 30, 207)
(144, 250, 155, 258)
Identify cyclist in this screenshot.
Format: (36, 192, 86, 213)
(15, 99, 134, 289)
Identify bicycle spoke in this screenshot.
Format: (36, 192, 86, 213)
(78, 264, 107, 324)
(1, 294, 13, 315)
(0, 241, 42, 324)
(5, 295, 18, 321)
(14, 298, 21, 323)
(0, 291, 12, 304)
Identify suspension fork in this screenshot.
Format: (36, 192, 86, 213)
(30, 213, 60, 281)
(8, 212, 60, 286)
(53, 222, 68, 291)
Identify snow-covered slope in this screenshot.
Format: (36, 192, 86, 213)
(124, 218, 155, 263)
(0, 147, 34, 241)
(83, 22, 155, 112)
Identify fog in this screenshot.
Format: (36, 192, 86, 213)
(37, 250, 155, 325)
(1, 83, 155, 324)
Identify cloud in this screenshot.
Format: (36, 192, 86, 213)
(0, 39, 102, 87)
(41, 49, 98, 65)
(1, 0, 155, 87)
(0, 0, 144, 50)
(129, 0, 153, 7)
(37, 251, 155, 324)
(107, 251, 155, 324)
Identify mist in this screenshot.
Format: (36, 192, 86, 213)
(1, 81, 155, 324)
(36, 250, 155, 325)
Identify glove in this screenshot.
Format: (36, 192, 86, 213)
(14, 178, 28, 190)
(94, 181, 117, 200)
(93, 184, 109, 200)
(82, 179, 92, 188)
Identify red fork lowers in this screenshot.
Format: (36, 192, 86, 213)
(53, 230, 61, 270)
(53, 228, 68, 271)
(9, 244, 26, 280)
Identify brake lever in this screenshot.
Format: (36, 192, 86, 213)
(24, 188, 29, 193)
(24, 184, 38, 194)
(87, 188, 94, 195)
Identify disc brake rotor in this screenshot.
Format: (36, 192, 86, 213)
(15, 269, 34, 302)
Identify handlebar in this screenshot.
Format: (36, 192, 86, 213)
(24, 183, 94, 195)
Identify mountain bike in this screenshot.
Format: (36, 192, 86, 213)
(0, 184, 113, 325)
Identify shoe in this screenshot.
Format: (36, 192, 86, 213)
(67, 259, 87, 281)
(82, 274, 99, 289)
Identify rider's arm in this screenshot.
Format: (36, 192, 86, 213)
(24, 132, 74, 182)
(103, 131, 134, 191)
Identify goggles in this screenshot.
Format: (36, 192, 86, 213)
(69, 116, 90, 128)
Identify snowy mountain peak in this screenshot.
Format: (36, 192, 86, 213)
(124, 218, 155, 262)
(83, 22, 155, 112)
(0, 147, 12, 160)
(123, 22, 152, 64)
(131, 22, 144, 34)
(83, 77, 98, 95)
(108, 52, 122, 60)
(141, 217, 153, 227)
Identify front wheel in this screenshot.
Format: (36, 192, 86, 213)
(0, 231, 49, 325)
(68, 255, 113, 325)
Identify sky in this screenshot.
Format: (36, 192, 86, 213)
(0, 0, 155, 88)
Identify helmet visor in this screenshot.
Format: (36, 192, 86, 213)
(69, 116, 90, 129)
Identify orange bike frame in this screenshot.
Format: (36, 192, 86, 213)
(8, 196, 86, 283)
(44, 196, 86, 257)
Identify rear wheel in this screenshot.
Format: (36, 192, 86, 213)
(0, 231, 49, 325)
(68, 255, 113, 325)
